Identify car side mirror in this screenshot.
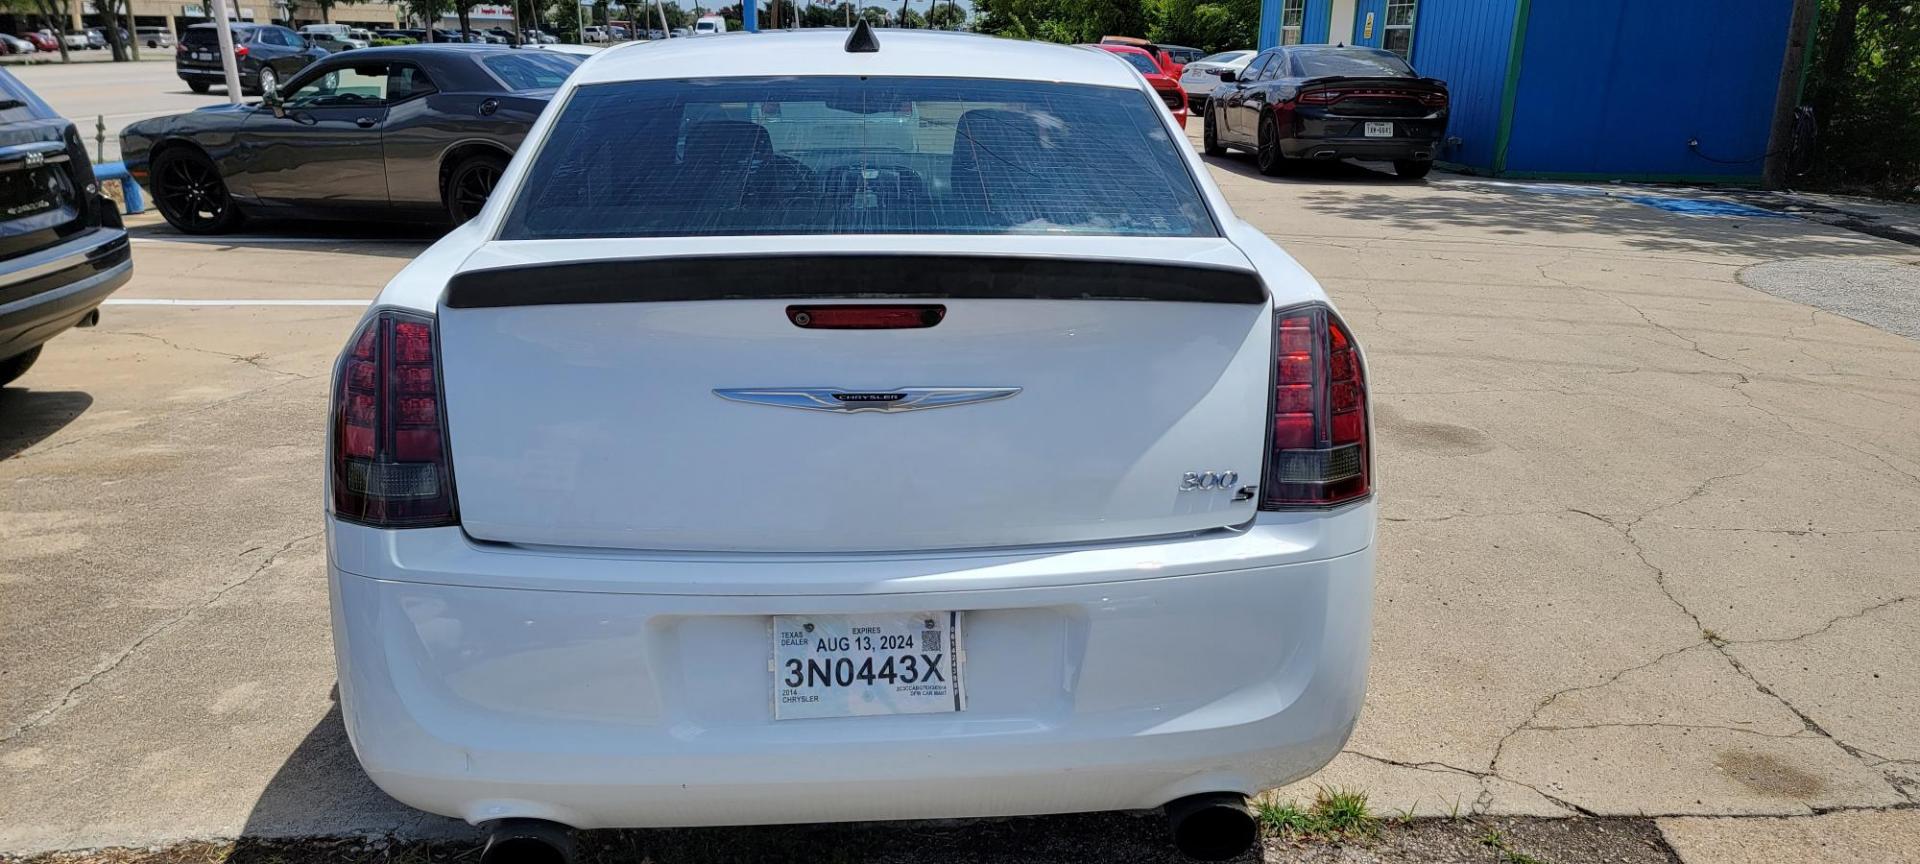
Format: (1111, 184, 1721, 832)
(262, 86, 286, 117)
(1217, 70, 1237, 83)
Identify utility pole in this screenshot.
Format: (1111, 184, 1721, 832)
(1763, 0, 1819, 188)
(210, 0, 243, 104)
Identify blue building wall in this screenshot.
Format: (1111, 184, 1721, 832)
(1503, 0, 1794, 181)
(1303, 0, 1334, 44)
(1257, 0, 1797, 181)
(1403, 0, 1517, 172)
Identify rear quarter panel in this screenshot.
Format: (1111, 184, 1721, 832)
(382, 92, 543, 215)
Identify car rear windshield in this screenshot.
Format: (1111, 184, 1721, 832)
(500, 77, 1213, 240)
(1293, 49, 1414, 78)
(1199, 51, 1250, 65)
(481, 52, 582, 90)
(1110, 51, 1161, 76)
(180, 26, 236, 46)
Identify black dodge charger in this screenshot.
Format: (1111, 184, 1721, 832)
(124, 45, 582, 234)
(0, 69, 131, 388)
(1203, 45, 1449, 179)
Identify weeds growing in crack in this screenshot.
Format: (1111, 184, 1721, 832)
(1480, 828, 1554, 864)
(1258, 787, 1378, 842)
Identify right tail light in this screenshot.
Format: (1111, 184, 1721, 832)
(1261, 304, 1371, 509)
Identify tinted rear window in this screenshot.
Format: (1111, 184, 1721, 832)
(0, 69, 52, 121)
(482, 52, 583, 90)
(500, 76, 1213, 240)
(1110, 51, 1160, 76)
(1293, 49, 1414, 78)
(181, 26, 244, 46)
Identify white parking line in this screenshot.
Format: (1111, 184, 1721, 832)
(129, 236, 429, 245)
(104, 299, 370, 306)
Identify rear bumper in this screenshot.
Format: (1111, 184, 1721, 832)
(0, 227, 130, 358)
(327, 506, 1375, 828)
(177, 65, 257, 85)
(1280, 137, 1439, 162)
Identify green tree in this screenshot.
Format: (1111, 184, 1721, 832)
(973, 0, 1143, 43)
(1803, 0, 1920, 196)
(801, 2, 856, 27)
(12, 0, 73, 62)
(1144, 0, 1256, 53)
(314, 0, 366, 23)
(398, 0, 451, 29)
(545, 0, 584, 39)
(859, 5, 889, 25)
(926, 0, 964, 29)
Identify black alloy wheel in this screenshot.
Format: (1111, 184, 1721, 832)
(446, 154, 506, 225)
(1202, 107, 1227, 157)
(1256, 115, 1288, 177)
(151, 149, 241, 234)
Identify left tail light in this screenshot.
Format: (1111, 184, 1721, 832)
(330, 310, 458, 527)
(1261, 303, 1371, 509)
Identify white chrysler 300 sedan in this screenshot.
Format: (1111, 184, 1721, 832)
(327, 25, 1374, 863)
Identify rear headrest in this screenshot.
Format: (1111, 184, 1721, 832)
(950, 109, 1053, 216)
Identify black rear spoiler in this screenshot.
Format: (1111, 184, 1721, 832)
(444, 254, 1269, 309)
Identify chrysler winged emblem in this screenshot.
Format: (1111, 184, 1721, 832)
(713, 387, 1020, 413)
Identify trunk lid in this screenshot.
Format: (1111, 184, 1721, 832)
(1302, 76, 1446, 118)
(436, 236, 1276, 553)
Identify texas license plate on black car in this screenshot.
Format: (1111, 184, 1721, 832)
(1365, 122, 1395, 138)
(772, 612, 964, 720)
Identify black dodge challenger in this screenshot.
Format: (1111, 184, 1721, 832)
(122, 45, 583, 234)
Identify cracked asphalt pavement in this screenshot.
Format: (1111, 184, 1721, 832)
(5, 63, 1920, 861)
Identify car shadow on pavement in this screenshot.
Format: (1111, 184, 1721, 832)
(0, 388, 92, 461)
(1289, 181, 1912, 260)
(127, 221, 440, 259)
(236, 695, 1259, 864)
(1201, 153, 1413, 186)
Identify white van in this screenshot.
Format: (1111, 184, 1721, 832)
(693, 15, 726, 34)
(298, 23, 350, 39)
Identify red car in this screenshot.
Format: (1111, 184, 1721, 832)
(1091, 43, 1188, 126)
(17, 31, 58, 52)
(1100, 36, 1186, 77)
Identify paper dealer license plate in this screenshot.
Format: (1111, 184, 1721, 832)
(192, 52, 213, 61)
(1365, 121, 1395, 138)
(772, 612, 964, 720)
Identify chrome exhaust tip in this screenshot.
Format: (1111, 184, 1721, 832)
(1165, 792, 1258, 861)
(76, 308, 100, 328)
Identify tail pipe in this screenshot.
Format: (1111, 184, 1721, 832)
(1164, 792, 1258, 861)
(76, 308, 100, 328)
(480, 819, 577, 864)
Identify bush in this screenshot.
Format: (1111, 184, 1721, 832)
(1802, 0, 1920, 198)
(371, 37, 417, 46)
